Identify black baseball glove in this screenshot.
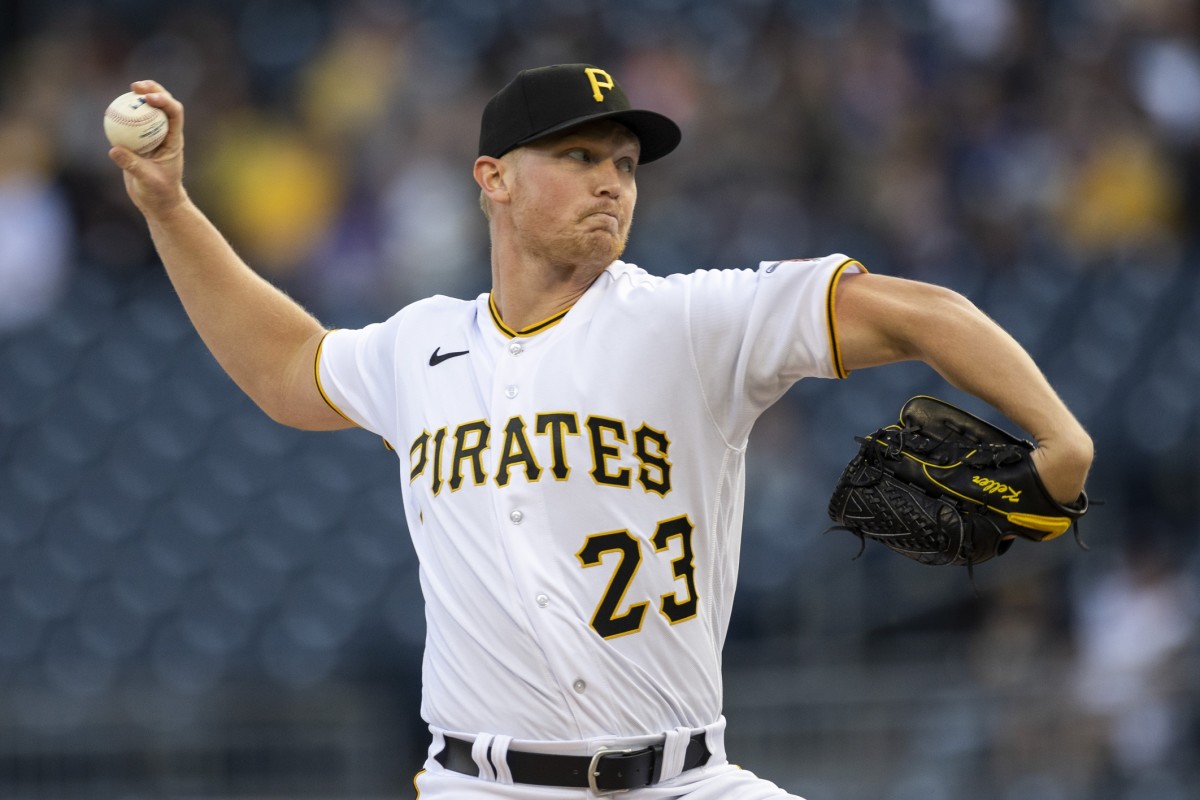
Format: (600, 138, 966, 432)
(827, 395, 1089, 567)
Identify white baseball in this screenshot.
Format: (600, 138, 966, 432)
(103, 92, 169, 155)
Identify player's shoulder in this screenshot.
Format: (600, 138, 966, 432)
(332, 294, 477, 347)
(406, 293, 478, 312)
(593, 262, 687, 315)
(376, 293, 477, 327)
(597, 260, 749, 294)
(602, 254, 859, 294)
(600, 260, 665, 289)
(410, 293, 479, 316)
(759, 254, 864, 276)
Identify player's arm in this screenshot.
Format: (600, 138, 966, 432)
(832, 271, 1093, 504)
(107, 80, 350, 432)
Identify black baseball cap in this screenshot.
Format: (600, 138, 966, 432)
(478, 64, 682, 164)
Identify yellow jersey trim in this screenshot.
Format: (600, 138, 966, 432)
(314, 329, 359, 427)
(488, 293, 571, 339)
(825, 258, 865, 379)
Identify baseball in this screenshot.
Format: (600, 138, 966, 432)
(103, 91, 168, 155)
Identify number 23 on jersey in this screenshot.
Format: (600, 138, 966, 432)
(576, 514, 698, 639)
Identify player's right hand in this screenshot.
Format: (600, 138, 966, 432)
(108, 79, 188, 218)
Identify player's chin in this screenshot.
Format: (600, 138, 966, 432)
(572, 227, 626, 260)
(592, 233, 628, 265)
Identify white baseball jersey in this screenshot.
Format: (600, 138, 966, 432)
(316, 254, 863, 743)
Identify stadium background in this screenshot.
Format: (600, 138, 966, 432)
(1, 0, 1198, 798)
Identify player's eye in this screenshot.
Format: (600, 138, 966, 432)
(617, 157, 636, 174)
(566, 149, 590, 163)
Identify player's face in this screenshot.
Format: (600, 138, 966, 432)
(506, 121, 640, 271)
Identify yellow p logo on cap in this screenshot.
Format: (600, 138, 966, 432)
(584, 68, 615, 102)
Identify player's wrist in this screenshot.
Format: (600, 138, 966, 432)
(1039, 422, 1094, 471)
(1030, 442, 1091, 506)
(140, 186, 192, 223)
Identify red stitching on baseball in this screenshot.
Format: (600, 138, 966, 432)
(106, 111, 164, 127)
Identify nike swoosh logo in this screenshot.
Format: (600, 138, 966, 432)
(429, 347, 469, 366)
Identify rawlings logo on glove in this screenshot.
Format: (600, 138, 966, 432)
(827, 395, 1089, 568)
(970, 476, 1020, 501)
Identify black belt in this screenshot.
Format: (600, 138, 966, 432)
(435, 732, 710, 795)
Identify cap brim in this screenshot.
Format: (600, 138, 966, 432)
(513, 108, 682, 164)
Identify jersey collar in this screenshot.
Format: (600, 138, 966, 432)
(486, 292, 572, 339)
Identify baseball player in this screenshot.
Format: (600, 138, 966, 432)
(110, 65, 1092, 798)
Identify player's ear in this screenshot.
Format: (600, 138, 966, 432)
(474, 156, 512, 206)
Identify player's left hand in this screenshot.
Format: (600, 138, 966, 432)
(827, 395, 1090, 568)
(108, 79, 188, 218)
(1029, 432, 1093, 507)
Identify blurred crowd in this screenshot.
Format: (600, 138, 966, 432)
(2, 0, 1198, 327)
(2, 1, 1199, 798)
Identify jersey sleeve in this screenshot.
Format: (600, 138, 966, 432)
(315, 316, 405, 444)
(685, 254, 864, 442)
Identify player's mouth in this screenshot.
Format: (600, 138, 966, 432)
(583, 208, 622, 229)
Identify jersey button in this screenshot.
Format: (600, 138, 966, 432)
(572, 679, 587, 694)
(509, 509, 524, 525)
(535, 593, 549, 607)
(508, 342, 524, 356)
(505, 384, 519, 399)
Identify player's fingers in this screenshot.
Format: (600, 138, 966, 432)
(131, 80, 176, 113)
(107, 144, 142, 171)
(130, 79, 169, 97)
(131, 80, 185, 133)
(135, 90, 185, 156)
(108, 143, 168, 177)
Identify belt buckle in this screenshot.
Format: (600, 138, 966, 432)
(588, 746, 633, 795)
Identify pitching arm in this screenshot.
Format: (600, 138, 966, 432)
(107, 80, 350, 432)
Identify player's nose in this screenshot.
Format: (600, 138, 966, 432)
(594, 159, 626, 198)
